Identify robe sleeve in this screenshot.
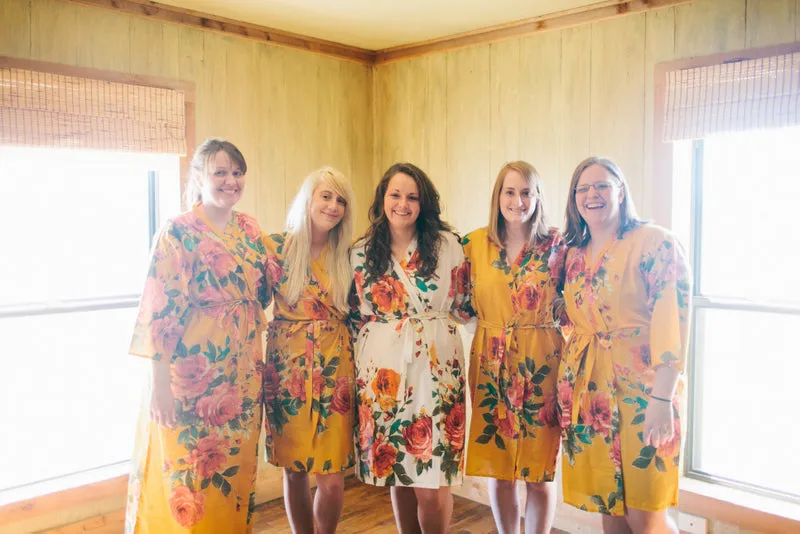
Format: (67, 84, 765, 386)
(130, 220, 192, 362)
(642, 228, 692, 373)
(449, 234, 475, 324)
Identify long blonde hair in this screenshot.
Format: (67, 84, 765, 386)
(283, 167, 354, 312)
(488, 161, 551, 247)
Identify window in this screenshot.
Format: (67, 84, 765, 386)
(673, 127, 800, 502)
(0, 146, 180, 492)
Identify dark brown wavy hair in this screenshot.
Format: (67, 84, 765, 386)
(360, 163, 452, 280)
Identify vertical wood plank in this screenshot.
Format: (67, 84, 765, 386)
(72, 3, 130, 72)
(30, 0, 78, 64)
(342, 60, 373, 234)
(746, 0, 797, 48)
(224, 37, 258, 217)
(425, 53, 449, 220)
(177, 25, 205, 83)
(445, 44, 491, 235)
(282, 47, 321, 208)
(674, 0, 746, 58)
(558, 25, 592, 208)
(644, 8, 676, 222)
(129, 18, 180, 79)
(489, 39, 521, 177)
(590, 14, 647, 211)
(0, 0, 31, 58)
(518, 31, 563, 222)
(253, 44, 287, 234)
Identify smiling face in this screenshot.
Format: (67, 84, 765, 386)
(575, 163, 624, 233)
(499, 169, 537, 227)
(198, 150, 245, 210)
(309, 181, 347, 234)
(383, 172, 420, 232)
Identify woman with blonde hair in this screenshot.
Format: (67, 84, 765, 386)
(127, 139, 270, 533)
(262, 167, 356, 534)
(463, 161, 568, 534)
(557, 156, 691, 533)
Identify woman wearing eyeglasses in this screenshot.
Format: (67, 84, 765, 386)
(557, 157, 691, 533)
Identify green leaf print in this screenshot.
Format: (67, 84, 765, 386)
(294, 460, 306, 472)
(475, 434, 492, 444)
(632, 456, 652, 469)
(178, 429, 191, 445)
(494, 434, 506, 450)
(640, 446, 657, 458)
(393, 464, 415, 485)
(229, 447, 240, 455)
(223, 466, 240, 477)
(212, 473, 224, 488)
(655, 456, 667, 472)
(306, 457, 315, 471)
(520, 467, 530, 478)
(323, 459, 332, 473)
(631, 413, 645, 425)
(478, 397, 496, 408)
(220, 479, 232, 497)
(201, 478, 211, 490)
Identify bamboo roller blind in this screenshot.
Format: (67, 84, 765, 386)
(0, 67, 186, 154)
(663, 52, 800, 141)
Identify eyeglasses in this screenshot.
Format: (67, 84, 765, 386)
(574, 181, 616, 195)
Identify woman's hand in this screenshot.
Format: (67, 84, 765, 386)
(643, 397, 673, 448)
(151, 360, 178, 428)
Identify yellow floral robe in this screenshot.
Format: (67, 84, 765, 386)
(127, 204, 269, 533)
(557, 224, 691, 514)
(463, 227, 568, 483)
(262, 233, 355, 474)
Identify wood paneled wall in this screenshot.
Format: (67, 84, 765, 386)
(373, 0, 800, 235)
(0, 0, 374, 234)
(373, 1, 798, 532)
(0, 0, 371, 531)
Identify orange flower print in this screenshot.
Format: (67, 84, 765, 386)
(237, 213, 261, 240)
(169, 485, 205, 528)
(371, 276, 405, 313)
(516, 284, 540, 311)
(330, 376, 352, 415)
(371, 368, 400, 399)
(494, 403, 519, 439)
(195, 383, 243, 427)
(371, 438, 398, 478)
(302, 298, 327, 320)
(171, 354, 215, 401)
(265, 255, 284, 286)
(189, 434, 229, 478)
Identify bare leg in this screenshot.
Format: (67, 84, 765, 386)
(414, 487, 453, 534)
(391, 486, 422, 534)
(487, 478, 520, 534)
(283, 469, 313, 534)
(523, 481, 556, 534)
(313, 472, 345, 534)
(602, 515, 634, 534)
(625, 508, 678, 534)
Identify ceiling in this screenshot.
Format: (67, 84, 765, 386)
(154, 0, 613, 50)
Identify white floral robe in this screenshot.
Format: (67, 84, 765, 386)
(350, 231, 473, 488)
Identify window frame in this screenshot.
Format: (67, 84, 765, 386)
(0, 58, 195, 526)
(653, 42, 800, 529)
(684, 138, 800, 504)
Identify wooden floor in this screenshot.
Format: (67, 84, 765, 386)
(253, 476, 501, 533)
